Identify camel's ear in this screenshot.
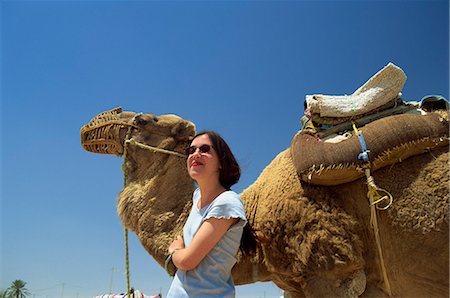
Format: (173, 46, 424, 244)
(171, 121, 196, 141)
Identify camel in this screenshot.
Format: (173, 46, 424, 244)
(80, 107, 449, 297)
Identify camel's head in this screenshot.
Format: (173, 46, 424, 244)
(80, 107, 196, 156)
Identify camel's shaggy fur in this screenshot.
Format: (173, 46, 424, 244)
(81, 109, 449, 297)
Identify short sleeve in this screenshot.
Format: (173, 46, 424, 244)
(204, 191, 247, 227)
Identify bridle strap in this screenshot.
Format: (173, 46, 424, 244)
(124, 113, 186, 158)
(125, 138, 186, 158)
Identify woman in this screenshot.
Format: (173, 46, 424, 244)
(166, 131, 247, 298)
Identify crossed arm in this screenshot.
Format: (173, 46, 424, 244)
(168, 217, 239, 271)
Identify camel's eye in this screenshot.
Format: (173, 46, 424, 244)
(153, 116, 159, 123)
(136, 117, 148, 126)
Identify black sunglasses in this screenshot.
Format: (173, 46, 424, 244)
(185, 144, 214, 156)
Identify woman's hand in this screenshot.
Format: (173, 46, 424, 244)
(168, 235, 185, 254)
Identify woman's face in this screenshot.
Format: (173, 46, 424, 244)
(186, 134, 221, 182)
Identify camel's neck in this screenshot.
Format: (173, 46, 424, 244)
(117, 139, 195, 266)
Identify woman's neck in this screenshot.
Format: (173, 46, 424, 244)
(197, 180, 227, 209)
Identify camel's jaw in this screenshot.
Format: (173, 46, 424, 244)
(80, 107, 136, 156)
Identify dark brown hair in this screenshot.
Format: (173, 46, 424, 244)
(192, 131, 241, 189)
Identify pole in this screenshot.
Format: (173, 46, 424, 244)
(109, 266, 115, 294)
(60, 282, 65, 298)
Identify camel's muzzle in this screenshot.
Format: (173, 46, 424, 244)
(80, 107, 135, 155)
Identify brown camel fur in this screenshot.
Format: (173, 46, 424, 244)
(80, 108, 449, 297)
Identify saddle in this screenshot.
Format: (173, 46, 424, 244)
(291, 112, 448, 186)
(291, 63, 449, 186)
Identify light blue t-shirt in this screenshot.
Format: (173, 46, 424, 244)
(166, 188, 247, 298)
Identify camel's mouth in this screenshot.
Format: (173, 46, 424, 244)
(80, 107, 136, 155)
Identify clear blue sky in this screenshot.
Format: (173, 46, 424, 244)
(1, 1, 448, 297)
